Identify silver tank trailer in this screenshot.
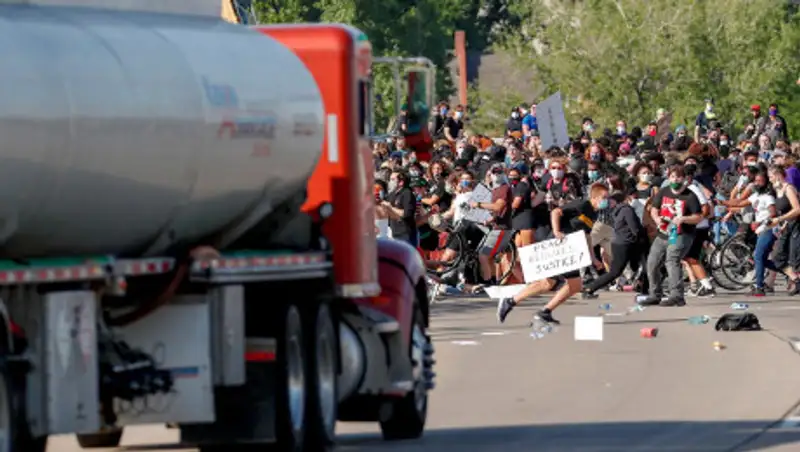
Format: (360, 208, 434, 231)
(0, 4, 324, 258)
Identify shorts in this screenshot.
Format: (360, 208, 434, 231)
(685, 228, 709, 260)
(548, 272, 580, 292)
(478, 229, 513, 257)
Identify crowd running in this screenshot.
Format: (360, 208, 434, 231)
(372, 98, 799, 327)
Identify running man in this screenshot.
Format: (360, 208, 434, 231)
(496, 183, 610, 324)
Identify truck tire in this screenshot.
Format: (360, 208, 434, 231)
(379, 307, 431, 441)
(274, 304, 307, 451)
(0, 357, 47, 452)
(303, 304, 338, 449)
(76, 429, 123, 448)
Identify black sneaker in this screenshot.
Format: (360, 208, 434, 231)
(789, 280, 800, 296)
(660, 297, 686, 307)
(764, 285, 775, 294)
(534, 309, 561, 325)
(749, 286, 766, 297)
(581, 290, 598, 300)
(496, 298, 516, 323)
(638, 296, 662, 306)
(696, 286, 716, 298)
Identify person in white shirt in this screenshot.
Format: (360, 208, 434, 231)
(682, 163, 717, 297)
(724, 170, 778, 295)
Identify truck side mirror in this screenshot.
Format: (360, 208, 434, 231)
(403, 70, 429, 134)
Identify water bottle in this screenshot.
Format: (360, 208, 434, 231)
(668, 223, 678, 245)
(731, 302, 749, 310)
(688, 315, 711, 325)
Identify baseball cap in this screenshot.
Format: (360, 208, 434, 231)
(751, 104, 761, 111)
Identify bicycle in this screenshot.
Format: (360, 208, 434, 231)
(426, 216, 518, 287)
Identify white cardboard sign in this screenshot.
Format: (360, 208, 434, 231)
(536, 91, 569, 150)
(518, 232, 592, 282)
(463, 183, 493, 223)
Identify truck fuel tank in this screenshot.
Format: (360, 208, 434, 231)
(0, 4, 323, 258)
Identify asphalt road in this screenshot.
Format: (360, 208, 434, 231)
(48, 289, 800, 451)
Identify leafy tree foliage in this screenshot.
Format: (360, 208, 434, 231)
(499, 0, 800, 137)
(253, 0, 492, 131)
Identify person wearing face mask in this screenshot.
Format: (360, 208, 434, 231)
(694, 98, 717, 142)
(444, 105, 465, 142)
(374, 179, 391, 238)
(429, 101, 448, 139)
(582, 189, 649, 299)
(680, 162, 717, 298)
(723, 170, 782, 296)
(766, 103, 789, 141)
(766, 165, 800, 295)
(521, 103, 538, 137)
(470, 164, 515, 286)
(495, 183, 610, 325)
(615, 120, 627, 141)
(421, 161, 452, 212)
(378, 170, 419, 247)
(506, 108, 523, 137)
(509, 167, 535, 248)
(639, 165, 704, 307)
(630, 162, 657, 221)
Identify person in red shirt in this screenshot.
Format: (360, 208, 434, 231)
(470, 164, 514, 285)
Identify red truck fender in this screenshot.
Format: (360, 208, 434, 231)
(372, 238, 429, 343)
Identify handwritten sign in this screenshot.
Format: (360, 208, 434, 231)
(463, 183, 493, 223)
(536, 92, 569, 150)
(518, 232, 592, 282)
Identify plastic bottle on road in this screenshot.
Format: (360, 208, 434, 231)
(688, 315, 711, 325)
(731, 302, 749, 310)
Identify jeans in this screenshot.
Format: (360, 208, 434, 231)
(754, 229, 779, 288)
(713, 220, 738, 245)
(646, 235, 689, 301)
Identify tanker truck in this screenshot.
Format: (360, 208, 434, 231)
(0, 4, 434, 452)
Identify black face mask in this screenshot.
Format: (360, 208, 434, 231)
(754, 184, 768, 193)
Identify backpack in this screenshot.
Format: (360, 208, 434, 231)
(714, 313, 761, 331)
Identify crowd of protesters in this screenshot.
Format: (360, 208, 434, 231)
(373, 98, 800, 325)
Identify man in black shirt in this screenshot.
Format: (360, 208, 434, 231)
(496, 183, 610, 325)
(379, 170, 418, 247)
(640, 165, 704, 307)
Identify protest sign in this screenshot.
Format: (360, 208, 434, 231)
(463, 183, 493, 223)
(536, 92, 569, 150)
(518, 232, 591, 282)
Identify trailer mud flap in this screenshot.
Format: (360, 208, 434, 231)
(181, 338, 278, 445)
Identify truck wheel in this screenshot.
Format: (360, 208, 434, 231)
(379, 307, 432, 441)
(275, 304, 306, 451)
(304, 304, 338, 449)
(76, 429, 123, 448)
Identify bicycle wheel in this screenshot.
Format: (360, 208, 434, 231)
(495, 240, 518, 284)
(720, 238, 755, 288)
(428, 231, 465, 277)
(707, 246, 741, 291)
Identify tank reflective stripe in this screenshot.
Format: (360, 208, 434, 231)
(119, 258, 174, 275)
(193, 253, 326, 271)
(0, 265, 105, 284)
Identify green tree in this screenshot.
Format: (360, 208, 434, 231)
(254, 0, 478, 132)
(498, 0, 800, 138)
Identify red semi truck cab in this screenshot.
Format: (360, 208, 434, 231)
(253, 24, 379, 299)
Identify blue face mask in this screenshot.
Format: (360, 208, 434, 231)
(416, 194, 423, 202)
(587, 170, 600, 181)
(598, 198, 609, 210)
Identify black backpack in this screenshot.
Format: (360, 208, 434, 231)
(714, 313, 761, 331)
